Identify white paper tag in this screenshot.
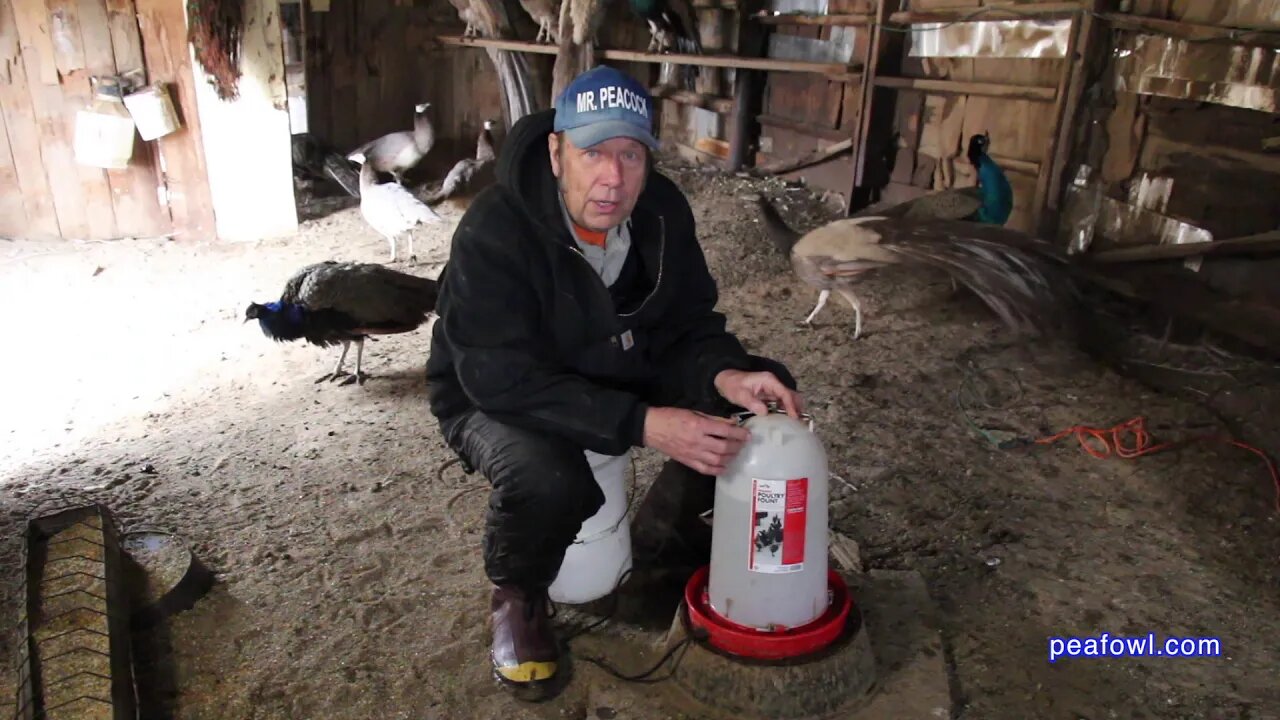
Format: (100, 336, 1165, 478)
(619, 329, 634, 351)
(748, 477, 808, 574)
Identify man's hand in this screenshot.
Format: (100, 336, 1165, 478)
(643, 407, 751, 476)
(713, 369, 804, 419)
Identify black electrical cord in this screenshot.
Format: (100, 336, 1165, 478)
(577, 634, 702, 684)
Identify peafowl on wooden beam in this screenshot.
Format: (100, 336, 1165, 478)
(629, 0, 701, 88)
(551, 0, 607, 102)
(446, 0, 544, 124)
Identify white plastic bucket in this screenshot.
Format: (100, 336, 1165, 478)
(548, 449, 633, 604)
(74, 108, 136, 169)
(123, 84, 181, 141)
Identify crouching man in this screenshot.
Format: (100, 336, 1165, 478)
(425, 66, 802, 689)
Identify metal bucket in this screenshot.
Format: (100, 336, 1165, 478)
(123, 83, 181, 141)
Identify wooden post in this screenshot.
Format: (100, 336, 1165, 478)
(728, 0, 767, 172)
(1034, 0, 1099, 233)
(846, 0, 902, 215)
(694, 2, 726, 166)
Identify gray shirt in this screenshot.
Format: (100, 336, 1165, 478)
(558, 195, 632, 287)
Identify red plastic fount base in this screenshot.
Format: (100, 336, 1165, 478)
(683, 565, 852, 661)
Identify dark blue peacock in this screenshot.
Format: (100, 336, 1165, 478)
(244, 262, 439, 385)
(859, 133, 1014, 225)
(967, 133, 1013, 224)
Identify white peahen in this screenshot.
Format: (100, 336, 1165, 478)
(359, 162, 443, 263)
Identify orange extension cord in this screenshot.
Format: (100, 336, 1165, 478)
(1035, 416, 1280, 514)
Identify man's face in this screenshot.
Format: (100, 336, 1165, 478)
(548, 132, 648, 232)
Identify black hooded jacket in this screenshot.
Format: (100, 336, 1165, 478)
(425, 109, 756, 455)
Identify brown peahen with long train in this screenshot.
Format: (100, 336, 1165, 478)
(244, 262, 439, 386)
(755, 195, 1078, 340)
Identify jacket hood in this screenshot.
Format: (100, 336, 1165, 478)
(495, 109, 565, 238)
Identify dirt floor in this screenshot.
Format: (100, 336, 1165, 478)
(2, 161, 1279, 720)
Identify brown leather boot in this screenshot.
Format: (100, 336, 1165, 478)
(490, 585, 559, 684)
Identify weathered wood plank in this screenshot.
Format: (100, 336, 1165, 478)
(1102, 91, 1143, 183)
(81, 0, 168, 237)
(70, 0, 124, 238)
(0, 0, 58, 237)
(14, 14, 92, 238)
(330, 2, 358, 149)
(0, 0, 17, 83)
(354, 0, 385, 149)
(874, 75, 1057, 102)
(62, 69, 119, 238)
(135, 0, 217, 240)
(0, 99, 30, 236)
(104, 0, 143, 74)
(47, 0, 87, 75)
(12, 0, 59, 83)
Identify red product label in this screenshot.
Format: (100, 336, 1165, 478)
(749, 477, 808, 574)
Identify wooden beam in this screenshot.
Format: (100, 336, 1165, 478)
(873, 75, 1057, 102)
(435, 36, 862, 77)
(989, 154, 1039, 177)
(757, 138, 853, 175)
(603, 48, 860, 76)
(436, 35, 559, 55)
(1041, 1, 1101, 223)
(1100, 13, 1280, 50)
(753, 12, 872, 27)
(1087, 231, 1280, 264)
(888, 2, 1082, 24)
(651, 85, 733, 113)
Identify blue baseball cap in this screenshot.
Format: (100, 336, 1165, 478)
(553, 66, 658, 150)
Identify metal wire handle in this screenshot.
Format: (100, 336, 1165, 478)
(731, 401, 815, 432)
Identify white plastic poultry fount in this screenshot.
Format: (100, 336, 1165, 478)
(709, 410, 829, 631)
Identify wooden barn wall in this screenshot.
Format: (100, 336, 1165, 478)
(1061, 0, 1280, 250)
(1050, 0, 1280, 359)
(0, 0, 212, 241)
(304, 0, 507, 182)
(651, 0, 739, 164)
(868, 1, 1072, 232)
(757, 0, 874, 199)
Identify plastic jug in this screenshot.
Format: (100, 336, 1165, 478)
(708, 410, 829, 630)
